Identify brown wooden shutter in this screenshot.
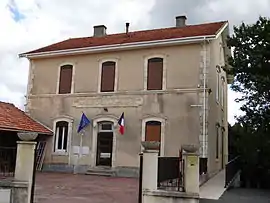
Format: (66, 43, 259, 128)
(101, 61, 116, 92)
(147, 58, 163, 90)
(145, 121, 161, 151)
(59, 65, 73, 94)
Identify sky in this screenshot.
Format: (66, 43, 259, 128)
(1, 0, 270, 124)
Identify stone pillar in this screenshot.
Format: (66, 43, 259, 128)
(16, 132, 38, 203)
(142, 150, 159, 190)
(182, 145, 200, 194)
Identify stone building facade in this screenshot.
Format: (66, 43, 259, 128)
(20, 16, 231, 177)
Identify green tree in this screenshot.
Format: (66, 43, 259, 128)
(228, 16, 270, 188)
(228, 16, 270, 129)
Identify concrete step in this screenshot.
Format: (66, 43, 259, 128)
(86, 167, 116, 177)
(85, 172, 113, 177)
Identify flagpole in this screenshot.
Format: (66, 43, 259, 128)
(75, 112, 90, 174)
(79, 130, 83, 159)
(74, 131, 83, 174)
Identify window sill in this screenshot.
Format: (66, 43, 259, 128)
(98, 90, 116, 93)
(29, 88, 208, 98)
(53, 151, 68, 156)
(57, 92, 74, 95)
(144, 88, 165, 91)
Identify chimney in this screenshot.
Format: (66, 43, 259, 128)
(175, 15, 187, 27)
(126, 22, 130, 34)
(93, 25, 107, 37)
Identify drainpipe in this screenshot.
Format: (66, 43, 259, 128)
(203, 37, 207, 157)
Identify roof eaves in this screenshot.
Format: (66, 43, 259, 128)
(19, 34, 217, 59)
(0, 126, 52, 135)
(214, 21, 229, 39)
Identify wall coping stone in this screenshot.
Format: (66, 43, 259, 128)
(0, 180, 28, 188)
(143, 189, 199, 199)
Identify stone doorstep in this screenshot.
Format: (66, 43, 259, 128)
(42, 164, 139, 178)
(85, 167, 116, 177)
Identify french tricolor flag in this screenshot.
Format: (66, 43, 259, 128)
(118, 112, 124, 135)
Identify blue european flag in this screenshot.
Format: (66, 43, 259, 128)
(77, 113, 91, 133)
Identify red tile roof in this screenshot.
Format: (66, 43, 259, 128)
(23, 21, 227, 55)
(0, 102, 52, 134)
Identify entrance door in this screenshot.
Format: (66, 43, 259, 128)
(96, 122, 113, 167)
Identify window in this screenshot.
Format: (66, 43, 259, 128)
(216, 125, 219, 159)
(145, 121, 161, 151)
(216, 74, 220, 102)
(58, 65, 73, 94)
(100, 61, 116, 92)
(141, 117, 165, 156)
(216, 65, 221, 103)
(147, 58, 163, 90)
(98, 122, 113, 132)
(54, 121, 69, 152)
(221, 77, 225, 107)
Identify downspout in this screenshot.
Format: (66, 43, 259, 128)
(203, 36, 207, 157)
(25, 59, 33, 114)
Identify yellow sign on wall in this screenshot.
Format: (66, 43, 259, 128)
(188, 155, 198, 167)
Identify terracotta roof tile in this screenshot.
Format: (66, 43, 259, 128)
(23, 21, 227, 55)
(0, 101, 52, 134)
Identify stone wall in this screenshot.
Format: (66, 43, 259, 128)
(0, 180, 28, 203)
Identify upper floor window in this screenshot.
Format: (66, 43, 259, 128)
(147, 57, 163, 90)
(54, 121, 69, 152)
(59, 65, 73, 94)
(100, 61, 116, 92)
(216, 66, 221, 103)
(221, 77, 225, 107)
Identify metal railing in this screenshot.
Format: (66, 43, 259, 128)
(225, 156, 240, 188)
(157, 157, 184, 192)
(0, 147, 17, 178)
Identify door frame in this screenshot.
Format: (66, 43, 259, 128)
(96, 130, 113, 167)
(92, 117, 117, 168)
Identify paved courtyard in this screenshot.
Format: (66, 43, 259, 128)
(34, 172, 270, 203)
(34, 172, 138, 203)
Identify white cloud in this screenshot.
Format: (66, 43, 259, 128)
(0, 0, 269, 124)
(0, 0, 155, 109)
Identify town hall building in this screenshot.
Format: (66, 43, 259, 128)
(19, 15, 231, 177)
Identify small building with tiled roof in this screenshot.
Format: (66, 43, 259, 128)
(0, 101, 52, 134)
(19, 15, 231, 178)
(0, 101, 52, 176)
